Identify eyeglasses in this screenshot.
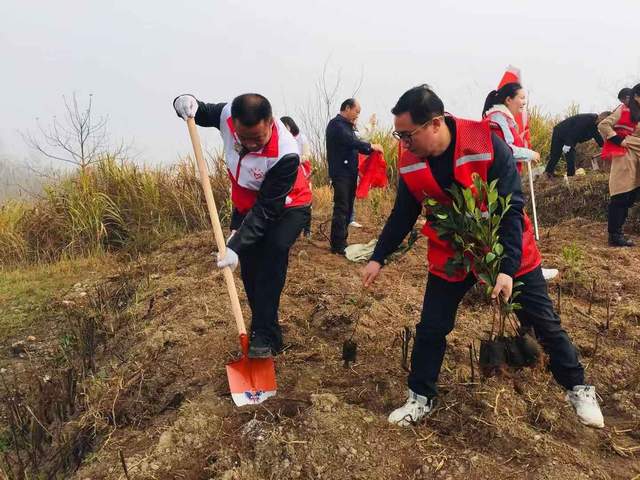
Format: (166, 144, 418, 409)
(392, 117, 442, 143)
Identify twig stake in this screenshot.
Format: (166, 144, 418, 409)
(119, 450, 130, 480)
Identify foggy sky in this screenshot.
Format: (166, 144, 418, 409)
(1, 0, 638, 167)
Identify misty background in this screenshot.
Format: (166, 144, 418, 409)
(1, 0, 638, 198)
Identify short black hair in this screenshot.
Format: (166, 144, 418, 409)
(231, 93, 272, 126)
(618, 88, 632, 102)
(280, 116, 300, 136)
(340, 98, 357, 111)
(391, 84, 444, 124)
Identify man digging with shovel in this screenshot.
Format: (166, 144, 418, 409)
(362, 85, 604, 428)
(173, 93, 312, 359)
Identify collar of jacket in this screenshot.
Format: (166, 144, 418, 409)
(485, 104, 515, 122)
(335, 114, 356, 129)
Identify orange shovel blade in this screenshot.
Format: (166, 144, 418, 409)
(226, 355, 277, 406)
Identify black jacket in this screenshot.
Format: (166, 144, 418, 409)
(190, 99, 302, 254)
(325, 114, 372, 179)
(553, 113, 604, 147)
(371, 117, 525, 278)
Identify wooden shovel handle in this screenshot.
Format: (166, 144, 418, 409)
(186, 117, 246, 336)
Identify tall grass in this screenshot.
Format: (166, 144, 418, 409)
(528, 106, 555, 161)
(0, 154, 230, 266)
(0, 201, 29, 263)
(1, 104, 599, 267)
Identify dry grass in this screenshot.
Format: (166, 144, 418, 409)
(0, 154, 230, 267)
(1, 183, 639, 479)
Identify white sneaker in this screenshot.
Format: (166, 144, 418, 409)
(542, 268, 559, 281)
(388, 390, 435, 427)
(566, 385, 604, 428)
(349, 221, 363, 228)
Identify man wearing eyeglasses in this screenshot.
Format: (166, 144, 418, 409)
(361, 85, 604, 429)
(326, 99, 384, 254)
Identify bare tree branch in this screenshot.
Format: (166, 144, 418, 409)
(351, 65, 365, 98)
(297, 58, 365, 167)
(21, 92, 121, 173)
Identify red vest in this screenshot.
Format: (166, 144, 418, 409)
(399, 117, 541, 281)
(222, 110, 313, 214)
(601, 105, 637, 160)
(486, 110, 526, 173)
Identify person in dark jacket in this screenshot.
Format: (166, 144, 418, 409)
(362, 85, 604, 429)
(544, 112, 610, 179)
(326, 99, 383, 254)
(173, 93, 312, 358)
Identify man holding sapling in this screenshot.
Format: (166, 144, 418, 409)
(362, 85, 604, 428)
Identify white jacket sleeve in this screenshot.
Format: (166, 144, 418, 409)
(490, 112, 537, 163)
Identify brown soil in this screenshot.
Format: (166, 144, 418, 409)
(2, 179, 639, 480)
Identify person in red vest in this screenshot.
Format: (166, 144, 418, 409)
(280, 116, 313, 237)
(362, 85, 604, 428)
(483, 82, 562, 281)
(598, 83, 640, 247)
(173, 93, 312, 358)
(482, 82, 540, 167)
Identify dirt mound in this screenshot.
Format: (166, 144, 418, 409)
(2, 191, 639, 479)
(531, 173, 640, 233)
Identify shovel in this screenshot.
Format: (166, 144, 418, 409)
(186, 117, 276, 406)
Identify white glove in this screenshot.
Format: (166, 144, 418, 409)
(216, 247, 239, 271)
(173, 94, 198, 120)
(562, 145, 571, 154)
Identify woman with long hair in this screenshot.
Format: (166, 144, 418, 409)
(482, 82, 540, 167)
(483, 83, 560, 279)
(598, 83, 640, 247)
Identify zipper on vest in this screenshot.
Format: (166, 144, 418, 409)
(235, 149, 248, 180)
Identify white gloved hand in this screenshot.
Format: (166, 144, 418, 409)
(562, 145, 571, 154)
(173, 94, 199, 120)
(216, 247, 239, 271)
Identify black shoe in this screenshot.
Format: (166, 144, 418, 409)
(330, 247, 346, 255)
(608, 233, 634, 247)
(248, 334, 279, 359)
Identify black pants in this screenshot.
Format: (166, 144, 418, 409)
(545, 129, 576, 176)
(330, 175, 357, 252)
(303, 207, 312, 236)
(408, 266, 585, 398)
(238, 206, 310, 350)
(608, 187, 639, 234)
